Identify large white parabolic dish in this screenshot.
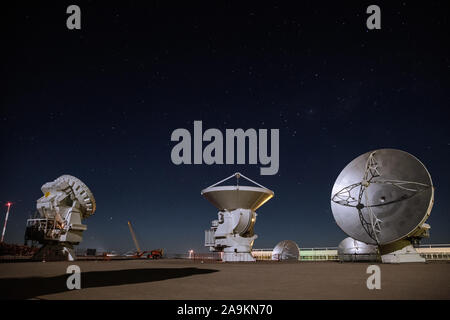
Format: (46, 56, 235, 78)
(331, 149, 434, 245)
(202, 185, 273, 211)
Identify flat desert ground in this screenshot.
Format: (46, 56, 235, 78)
(0, 259, 449, 300)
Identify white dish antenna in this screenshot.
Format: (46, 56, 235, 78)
(203, 173, 274, 262)
(25, 175, 96, 261)
(331, 149, 434, 263)
(271, 240, 300, 261)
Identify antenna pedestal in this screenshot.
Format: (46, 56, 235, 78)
(380, 240, 425, 263)
(206, 209, 257, 262)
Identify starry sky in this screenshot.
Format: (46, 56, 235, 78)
(1, 1, 449, 254)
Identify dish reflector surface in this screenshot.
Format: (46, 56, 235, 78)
(202, 186, 273, 211)
(331, 149, 433, 245)
(271, 240, 300, 260)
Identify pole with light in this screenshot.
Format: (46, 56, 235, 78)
(1, 202, 12, 243)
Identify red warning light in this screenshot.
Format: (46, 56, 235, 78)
(5, 202, 12, 207)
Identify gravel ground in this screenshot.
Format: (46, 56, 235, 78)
(0, 259, 449, 300)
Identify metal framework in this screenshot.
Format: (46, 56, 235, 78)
(204, 172, 269, 190)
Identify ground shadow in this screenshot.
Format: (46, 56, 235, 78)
(0, 267, 218, 300)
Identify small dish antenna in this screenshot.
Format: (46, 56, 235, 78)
(203, 172, 274, 262)
(331, 149, 434, 263)
(271, 240, 300, 261)
(337, 237, 378, 262)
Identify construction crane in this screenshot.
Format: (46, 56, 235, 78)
(1, 202, 12, 243)
(127, 221, 163, 259)
(128, 221, 141, 253)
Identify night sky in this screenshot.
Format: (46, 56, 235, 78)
(1, 1, 449, 254)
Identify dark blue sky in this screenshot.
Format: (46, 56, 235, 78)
(1, 1, 449, 254)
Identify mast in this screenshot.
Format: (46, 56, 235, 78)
(1, 202, 12, 243)
(127, 221, 141, 253)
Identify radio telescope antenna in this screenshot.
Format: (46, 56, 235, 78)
(271, 240, 300, 261)
(331, 149, 434, 263)
(25, 175, 96, 261)
(202, 173, 274, 262)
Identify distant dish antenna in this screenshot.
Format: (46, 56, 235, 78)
(337, 237, 378, 262)
(203, 172, 274, 262)
(271, 240, 300, 261)
(25, 175, 96, 261)
(331, 149, 434, 263)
